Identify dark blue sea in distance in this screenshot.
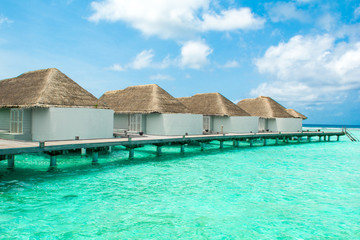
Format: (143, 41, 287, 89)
(304, 123, 360, 129)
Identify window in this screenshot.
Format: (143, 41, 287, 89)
(129, 114, 142, 132)
(203, 116, 211, 132)
(10, 109, 23, 134)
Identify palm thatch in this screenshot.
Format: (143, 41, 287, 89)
(99, 84, 189, 114)
(286, 109, 307, 119)
(237, 96, 293, 118)
(178, 92, 250, 116)
(0, 68, 104, 108)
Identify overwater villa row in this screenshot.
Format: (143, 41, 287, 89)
(0, 68, 307, 142)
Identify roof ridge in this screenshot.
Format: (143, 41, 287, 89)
(150, 84, 160, 112)
(35, 68, 53, 105)
(216, 93, 228, 115)
(263, 97, 275, 118)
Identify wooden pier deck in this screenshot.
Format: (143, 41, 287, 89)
(0, 130, 345, 169)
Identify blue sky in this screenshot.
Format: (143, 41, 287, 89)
(1, 0, 360, 125)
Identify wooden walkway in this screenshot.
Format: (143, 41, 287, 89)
(0, 130, 345, 169)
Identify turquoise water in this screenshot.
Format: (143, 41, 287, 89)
(1, 129, 360, 239)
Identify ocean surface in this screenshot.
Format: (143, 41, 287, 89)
(1, 127, 360, 239)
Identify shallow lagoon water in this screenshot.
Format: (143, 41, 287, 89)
(1, 129, 360, 239)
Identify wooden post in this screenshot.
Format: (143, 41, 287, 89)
(319, 136, 321, 142)
(200, 142, 205, 151)
(297, 137, 300, 143)
(233, 140, 239, 147)
(337, 135, 340, 141)
(128, 148, 134, 159)
(81, 148, 86, 155)
(180, 144, 185, 153)
(249, 139, 253, 147)
(108, 146, 112, 153)
(50, 155, 57, 168)
(219, 141, 224, 149)
(275, 138, 278, 145)
(307, 136, 311, 142)
(263, 138, 267, 146)
(157, 145, 162, 156)
(7, 155, 15, 170)
(328, 136, 331, 141)
(92, 151, 99, 163)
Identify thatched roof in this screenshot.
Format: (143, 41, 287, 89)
(286, 109, 307, 119)
(0, 68, 104, 108)
(99, 84, 189, 114)
(178, 92, 250, 117)
(237, 96, 293, 118)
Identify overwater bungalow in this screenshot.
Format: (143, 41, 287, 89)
(99, 84, 203, 135)
(178, 93, 259, 134)
(237, 96, 302, 132)
(0, 68, 114, 141)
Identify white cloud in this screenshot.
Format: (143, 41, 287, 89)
(223, 60, 239, 68)
(108, 49, 155, 71)
(0, 16, 12, 25)
(180, 41, 213, 69)
(266, 2, 309, 23)
(149, 74, 174, 81)
(130, 49, 154, 69)
(108, 42, 214, 71)
(317, 13, 337, 31)
(89, 0, 265, 39)
(107, 63, 125, 71)
(354, 6, 360, 19)
(253, 34, 360, 105)
(296, 0, 314, 3)
(202, 8, 264, 31)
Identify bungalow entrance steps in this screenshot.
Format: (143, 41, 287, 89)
(0, 130, 345, 170)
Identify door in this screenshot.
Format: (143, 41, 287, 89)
(129, 114, 142, 132)
(10, 109, 23, 134)
(203, 116, 211, 132)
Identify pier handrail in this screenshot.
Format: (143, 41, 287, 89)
(343, 127, 359, 142)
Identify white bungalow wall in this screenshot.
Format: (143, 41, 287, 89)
(114, 114, 128, 130)
(258, 118, 266, 132)
(146, 113, 203, 135)
(0, 109, 10, 131)
(212, 116, 259, 133)
(32, 107, 114, 141)
(258, 118, 302, 132)
(272, 118, 302, 132)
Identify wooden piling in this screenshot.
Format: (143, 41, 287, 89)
(156, 145, 162, 156)
(128, 148, 134, 159)
(50, 155, 57, 167)
(7, 155, 15, 170)
(180, 144, 185, 153)
(92, 151, 99, 163)
(81, 148, 86, 155)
